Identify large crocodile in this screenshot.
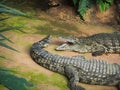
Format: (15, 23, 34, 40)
(30, 35, 120, 90)
(56, 32, 120, 56)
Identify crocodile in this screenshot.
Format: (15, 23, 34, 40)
(55, 32, 120, 56)
(30, 35, 120, 90)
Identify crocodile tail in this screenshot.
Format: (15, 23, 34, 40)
(32, 35, 52, 49)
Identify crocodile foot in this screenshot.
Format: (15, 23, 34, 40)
(64, 65, 85, 90)
(69, 83, 85, 90)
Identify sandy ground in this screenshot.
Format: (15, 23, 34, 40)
(0, 14, 120, 90)
(1, 33, 119, 90)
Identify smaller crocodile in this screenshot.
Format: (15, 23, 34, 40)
(56, 32, 120, 56)
(30, 35, 120, 90)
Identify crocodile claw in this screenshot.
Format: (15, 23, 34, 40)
(69, 83, 85, 90)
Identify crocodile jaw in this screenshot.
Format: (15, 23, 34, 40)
(55, 43, 71, 50)
(55, 43, 90, 53)
(56, 36, 91, 53)
(58, 36, 77, 44)
(56, 36, 78, 50)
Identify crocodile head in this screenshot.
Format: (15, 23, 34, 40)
(55, 36, 92, 53)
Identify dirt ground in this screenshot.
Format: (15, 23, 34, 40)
(0, 1, 120, 90)
(1, 27, 120, 90)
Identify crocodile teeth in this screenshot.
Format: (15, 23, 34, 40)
(58, 36, 76, 43)
(55, 43, 70, 50)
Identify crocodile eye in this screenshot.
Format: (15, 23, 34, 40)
(67, 42, 74, 45)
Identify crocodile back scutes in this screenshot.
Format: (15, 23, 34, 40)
(77, 59, 120, 85)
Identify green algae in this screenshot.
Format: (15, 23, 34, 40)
(34, 19, 79, 36)
(35, 24, 69, 36)
(9, 67, 69, 90)
(50, 20, 79, 31)
(51, 73, 68, 90)
(1, 10, 80, 37)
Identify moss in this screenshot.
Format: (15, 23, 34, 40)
(1, 9, 80, 36)
(1, 15, 54, 35)
(24, 72, 68, 90)
(9, 67, 69, 90)
(34, 21, 79, 36)
(51, 73, 68, 90)
(3, 16, 28, 33)
(8, 17, 27, 26)
(33, 18, 81, 36)
(29, 72, 69, 90)
(0, 84, 8, 90)
(50, 20, 79, 32)
(35, 24, 69, 36)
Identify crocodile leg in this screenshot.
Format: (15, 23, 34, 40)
(92, 47, 105, 56)
(92, 50, 104, 56)
(64, 65, 85, 90)
(118, 83, 120, 90)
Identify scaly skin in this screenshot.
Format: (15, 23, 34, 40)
(30, 35, 120, 90)
(56, 32, 120, 56)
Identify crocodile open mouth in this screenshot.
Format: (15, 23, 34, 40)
(55, 43, 73, 50)
(55, 36, 75, 50)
